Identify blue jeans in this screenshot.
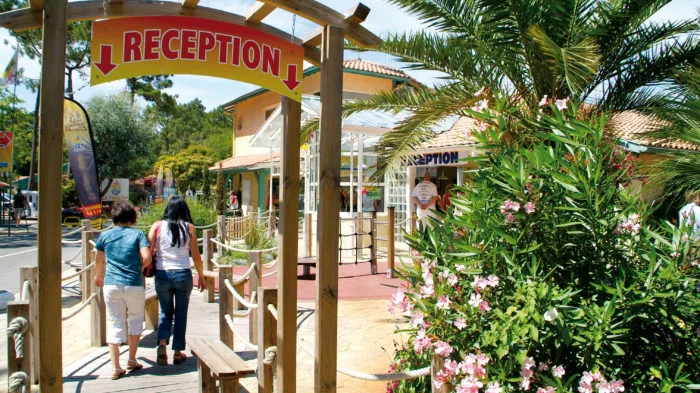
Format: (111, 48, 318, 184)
(154, 269, 193, 351)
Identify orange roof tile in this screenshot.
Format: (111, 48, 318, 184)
(422, 117, 480, 150)
(606, 111, 699, 152)
(342, 59, 420, 86)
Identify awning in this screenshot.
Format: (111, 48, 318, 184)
(210, 152, 281, 172)
(0, 180, 9, 188)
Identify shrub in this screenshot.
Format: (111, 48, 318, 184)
(389, 104, 699, 393)
(217, 219, 277, 265)
(137, 197, 217, 241)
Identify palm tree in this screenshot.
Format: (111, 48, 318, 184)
(322, 0, 699, 175)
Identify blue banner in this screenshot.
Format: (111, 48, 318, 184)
(64, 98, 102, 218)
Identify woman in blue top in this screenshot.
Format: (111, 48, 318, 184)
(94, 200, 151, 380)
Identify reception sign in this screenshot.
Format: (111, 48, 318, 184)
(91, 16, 304, 101)
(64, 99, 102, 219)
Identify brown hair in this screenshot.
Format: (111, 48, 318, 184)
(111, 200, 137, 225)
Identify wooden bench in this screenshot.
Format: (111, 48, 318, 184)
(144, 288, 159, 330)
(188, 336, 255, 393)
(298, 256, 317, 278)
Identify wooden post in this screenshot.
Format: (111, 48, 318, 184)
(370, 211, 377, 275)
(90, 268, 106, 347)
(19, 267, 39, 384)
(37, 2, 67, 390)
(81, 230, 94, 301)
(198, 360, 216, 393)
(387, 207, 395, 279)
(257, 287, 277, 393)
(219, 266, 234, 350)
(304, 213, 313, 257)
(315, 24, 344, 393)
(249, 251, 263, 345)
(7, 301, 31, 393)
(202, 229, 215, 303)
(411, 213, 417, 234)
(431, 354, 447, 393)
(277, 96, 301, 392)
(217, 214, 226, 246)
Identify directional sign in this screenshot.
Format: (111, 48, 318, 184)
(91, 16, 304, 101)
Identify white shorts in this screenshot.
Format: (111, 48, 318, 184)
(416, 207, 440, 228)
(103, 285, 145, 344)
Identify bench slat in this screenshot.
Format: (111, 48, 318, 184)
(188, 336, 254, 378)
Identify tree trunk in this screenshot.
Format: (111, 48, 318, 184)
(27, 85, 40, 191)
(66, 69, 74, 100)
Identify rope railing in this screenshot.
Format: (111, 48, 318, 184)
(7, 371, 29, 393)
(62, 226, 85, 236)
(61, 291, 97, 321)
(6, 316, 28, 358)
(231, 263, 256, 286)
(262, 259, 278, 269)
(267, 303, 278, 321)
(194, 222, 218, 229)
(61, 239, 83, 245)
(223, 314, 258, 351)
(21, 280, 29, 301)
(89, 239, 96, 247)
(211, 238, 277, 253)
(298, 340, 430, 381)
(223, 279, 258, 309)
(262, 270, 277, 278)
(61, 246, 83, 264)
(61, 261, 95, 282)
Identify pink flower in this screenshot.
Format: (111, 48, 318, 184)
(505, 213, 515, 224)
(500, 199, 514, 213)
(468, 293, 482, 308)
(487, 275, 500, 287)
(538, 362, 549, 371)
(511, 202, 521, 212)
(472, 276, 489, 289)
(525, 201, 536, 214)
(539, 95, 549, 107)
(555, 98, 568, 110)
(447, 274, 459, 286)
(457, 376, 483, 393)
(464, 129, 472, 138)
(479, 122, 488, 131)
(521, 367, 534, 379)
(552, 365, 565, 378)
(420, 284, 434, 298)
(578, 382, 593, 393)
(454, 318, 467, 330)
(472, 99, 489, 112)
(439, 271, 450, 280)
(413, 329, 432, 354)
(520, 377, 532, 391)
(390, 288, 405, 306)
(433, 372, 447, 390)
(609, 379, 625, 392)
(475, 87, 486, 96)
(455, 265, 466, 273)
(523, 357, 535, 370)
(475, 353, 489, 366)
(444, 359, 460, 376)
(485, 382, 503, 393)
(411, 311, 424, 328)
(437, 295, 451, 310)
(537, 387, 556, 393)
(479, 300, 490, 313)
(434, 340, 453, 357)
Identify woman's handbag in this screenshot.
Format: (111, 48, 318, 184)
(143, 223, 160, 277)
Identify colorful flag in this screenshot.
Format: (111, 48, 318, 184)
(164, 167, 176, 199)
(1, 50, 19, 86)
(155, 166, 164, 203)
(64, 98, 102, 219)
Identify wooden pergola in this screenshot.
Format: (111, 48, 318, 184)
(0, 2, 380, 392)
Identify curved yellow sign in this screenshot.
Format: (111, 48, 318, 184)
(91, 16, 303, 101)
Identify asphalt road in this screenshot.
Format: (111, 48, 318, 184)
(0, 221, 82, 296)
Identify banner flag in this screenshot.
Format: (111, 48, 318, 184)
(164, 167, 175, 200)
(155, 166, 164, 203)
(0, 131, 13, 174)
(64, 98, 102, 218)
(1, 49, 19, 86)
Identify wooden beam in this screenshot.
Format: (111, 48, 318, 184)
(303, 3, 371, 48)
(109, 0, 124, 3)
(28, 0, 42, 11)
(260, 0, 381, 48)
(7, 301, 32, 393)
(38, 1, 66, 391)
(245, 1, 276, 24)
(315, 24, 344, 393)
(277, 96, 301, 393)
(257, 287, 277, 393)
(0, 0, 322, 64)
(19, 267, 39, 384)
(181, 0, 199, 9)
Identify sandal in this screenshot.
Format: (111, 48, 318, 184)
(112, 368, 126, 380)
(173, 352, 188, 364)
(126, 360, 143, 372)
(157, 345, 168, 366)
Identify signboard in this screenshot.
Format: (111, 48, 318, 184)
(101, 178, 130, 201)
(362, 187, 384, 212)
(0, 131, 12, 172)
(64, 99, 102, 219)
(412, 150, 467, 167)
(91, 16, 304, 101)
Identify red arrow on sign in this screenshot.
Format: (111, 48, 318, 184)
(94, 45, 118, 76)
(0, 133, 10, 148)
(282, 64, 301, 91)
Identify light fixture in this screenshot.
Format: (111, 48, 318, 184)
(438, 168, 448, 181)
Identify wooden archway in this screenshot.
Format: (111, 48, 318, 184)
(0, 2, 380, 392)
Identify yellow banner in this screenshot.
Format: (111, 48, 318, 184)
(0, 131, 12, 173)
(91, 16, 304, 101)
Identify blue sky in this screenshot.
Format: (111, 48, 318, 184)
(0, 0, 696, 112)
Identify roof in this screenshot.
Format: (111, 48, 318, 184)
(221, 59, 421, 110)
(210, 152, 281, 172)
(421, 117, 481, 150)
(0, 180, 9, 188)
(606, 111, 699, 152)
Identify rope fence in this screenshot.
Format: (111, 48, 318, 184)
(223, 279, 258, 309)
(211, 238, 277, 253)
(61, 246, 83, 265)
(62, 226, 85, 236)
(6, 316, 28, 358)
(224, 314, 258, 351)
(61, 291, 97, 321)
(61, 239, 82, 245)
(7, 371, 29, 393)
(61, 261, 95, 282)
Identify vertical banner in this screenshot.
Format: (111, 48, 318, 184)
(155, 166, 164, 203)
(164, 167, 175, 200)
(64, 99, 102, 218)
(0, 131, 13, 175)
(100, 178, 130, 201)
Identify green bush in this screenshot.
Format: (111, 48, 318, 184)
(137, 197, 217, 241)
(217, 219, 277, 266)
(388, 104, 699, 393)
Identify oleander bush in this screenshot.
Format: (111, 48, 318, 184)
(137, 197, 217, 241)
(388, 104, 699, 393)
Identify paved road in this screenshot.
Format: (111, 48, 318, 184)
(0, 222, 83, 295)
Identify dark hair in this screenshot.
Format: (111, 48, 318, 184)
(162, 196, 193, 248)
(111, 200, 138, 224)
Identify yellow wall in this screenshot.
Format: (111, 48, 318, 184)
(241, 171, 258, 209)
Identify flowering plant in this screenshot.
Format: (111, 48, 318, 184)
(388, 104, 699, 392)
